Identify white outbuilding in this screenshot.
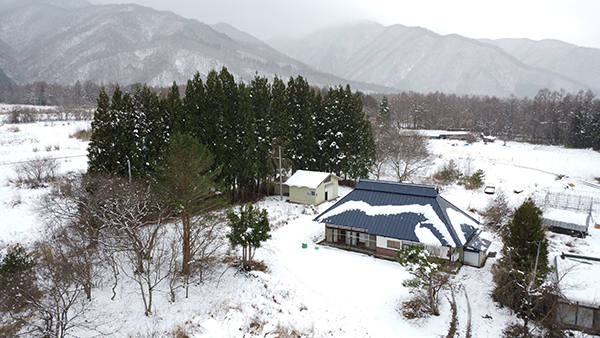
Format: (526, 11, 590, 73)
(285, 170, 339, 205)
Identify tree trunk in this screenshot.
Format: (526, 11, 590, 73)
(182, 212, 191, 276)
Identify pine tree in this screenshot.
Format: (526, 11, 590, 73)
(151, 133, 223, 296)
(226, 203, 271, 271)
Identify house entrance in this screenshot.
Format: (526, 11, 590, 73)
(325, 183, 334, 201)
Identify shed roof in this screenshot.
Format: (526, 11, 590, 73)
(285, 170, 334, 189)
(465, 230, 492, 253)
(543, 208, 592, 233)
(555, 253, 600, 305)
(314, 179, 479, 248)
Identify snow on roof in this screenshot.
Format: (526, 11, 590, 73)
(555, 254, 600, 306)
(284, 170, 333, 189)
(544, 208, 589, 225)
(465, 231, 493, 253)
(446, 208, 476, 245)
(314, 179, 479, 248)
(318, 200, 450, 247)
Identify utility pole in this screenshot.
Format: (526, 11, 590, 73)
(279, 146, 283, 201)
(128, 159, 132, 184)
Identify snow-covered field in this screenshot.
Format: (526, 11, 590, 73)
(1, 113, 600, 337)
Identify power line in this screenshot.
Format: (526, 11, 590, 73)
(0, 154, 87, 166)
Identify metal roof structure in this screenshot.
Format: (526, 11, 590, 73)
(284, 170, 334, 189)
(314, 179, 479, 248)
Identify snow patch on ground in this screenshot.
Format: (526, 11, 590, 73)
(1, 118, 600, 337)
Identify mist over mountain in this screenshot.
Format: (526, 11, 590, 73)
(269, 21, 596, 97)
(479, 38, 600, 93)
(0, 0, 390, 92)
(0, 0, 597, 98)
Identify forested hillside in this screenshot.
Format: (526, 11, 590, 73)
(365, 89, 600, 149)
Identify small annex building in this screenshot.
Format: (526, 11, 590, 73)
(543, 208, 593, 238)
(285, 170, 339, 205)
(555, 253, 600, 334)
(314, 179, 489, 267)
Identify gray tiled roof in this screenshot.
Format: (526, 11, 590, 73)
(314, 179, 479, 248)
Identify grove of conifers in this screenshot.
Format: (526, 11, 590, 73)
(87, 67, 375, 201)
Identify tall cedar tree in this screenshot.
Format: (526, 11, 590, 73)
(88, 85, 133, 176)
(249, 75, 273, 194)
(492, 198, 549, 322)
(502, 198, 549, 282)
(286, 76, 319, 171)
(227, 203, 271, 271)
(162, 82, 184, 135)
(88, 71, 377, 201)
(152, 133, 223, 281)
(183, 73, 207, 139)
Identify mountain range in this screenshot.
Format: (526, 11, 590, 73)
(269, 21, 599, 97)
(1, 0, 599, 98)
(0, 0, 388, 92)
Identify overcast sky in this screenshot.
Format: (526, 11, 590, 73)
(90, 0, 600, 49)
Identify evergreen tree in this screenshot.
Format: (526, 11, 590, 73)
(162, 82, 184, 135)
(492, 198, 549, 327)
(202, 69, 225, 158)
(502, 198, 549, 282)
(130, 84, 165, 177)
(235, 82, 256, 200)
(226, 203, 271, 271)
(87, 88, 116, 174)
(286, 76, 319, 171)
(379, 96, 390, 117)
(342, 85, 375, 179)
(249, 75, 273, 193)
(183, 72, 207, 139)
(151, 133, 223, 296)
(219, 67, 242, 196)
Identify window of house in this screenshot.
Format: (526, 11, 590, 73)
(359, 233, 368, 244)
(402, 241, 422, 249)
(425, 245, 441, 257)
(387, 240, 401, 249)
(307, 190, 316, 196)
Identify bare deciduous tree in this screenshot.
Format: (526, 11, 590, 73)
(93, 176, 172, 316)
(388, 130, 432, 182)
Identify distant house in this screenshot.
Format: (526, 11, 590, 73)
(314, 179, 490, 267)
(555, 253, 600, 334)
(285, 170, 339, 205)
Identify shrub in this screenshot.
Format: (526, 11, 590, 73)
(70, 127, 92, 141)
(432, 159, 460, 185)
(12, 156, 60, 188)
(481, 190, 512, 233)
(461, 169, 485, 190)
(7, 107, 38, 124)
(399, 296, 430, 319)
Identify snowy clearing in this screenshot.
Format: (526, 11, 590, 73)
(1, 117, 600, 337)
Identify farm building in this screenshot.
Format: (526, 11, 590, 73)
(285, 170, 339, 205)
(314, 179, 489, 267)
(543, 208, 593, 238)
(555, 253, 600, 335)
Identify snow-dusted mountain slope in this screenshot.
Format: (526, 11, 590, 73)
(0, 0, 391, 92)
(269, 21, 594, 97)
(479, 38, 600, 93)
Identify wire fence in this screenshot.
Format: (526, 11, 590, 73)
(532, 188, 600, 215)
